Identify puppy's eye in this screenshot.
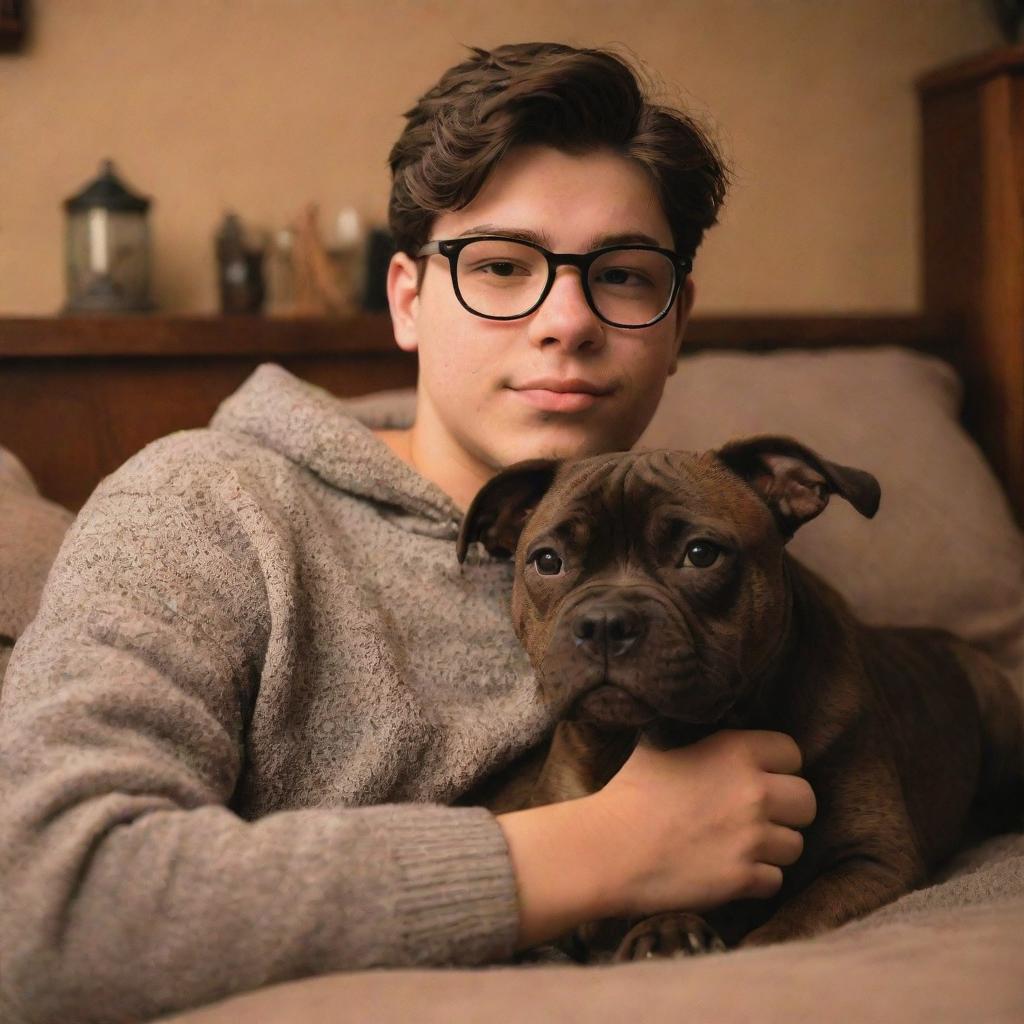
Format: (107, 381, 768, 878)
(683, 540, 721, 568)
(530, 549, 563, 576)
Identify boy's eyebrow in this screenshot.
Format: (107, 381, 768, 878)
(455, 224, 552, 245)
(454, 224, 665, 250)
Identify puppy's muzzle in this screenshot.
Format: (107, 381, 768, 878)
(571, 602, 646, 660)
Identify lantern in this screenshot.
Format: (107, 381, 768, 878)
(62, 159, 155, 313)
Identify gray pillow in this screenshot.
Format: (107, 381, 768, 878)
(0, 446, 75, 685)
(346, 347, 1023, 687)
(637, 347, 1023, 686)
(0, 444, 40, 496)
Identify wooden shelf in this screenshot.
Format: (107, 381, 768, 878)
(0, 312, 961, 360)
(0, 313, 399, 358)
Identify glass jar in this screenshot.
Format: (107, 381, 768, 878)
(63, 159, 155, 314)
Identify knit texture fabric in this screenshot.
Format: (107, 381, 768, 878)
(0, 363, 550, 1024)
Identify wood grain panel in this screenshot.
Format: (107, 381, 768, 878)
(919, 46, 1024, 523)
(0, 353, 417, 510)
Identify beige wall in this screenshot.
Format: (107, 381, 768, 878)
(0, 0, 999, 316)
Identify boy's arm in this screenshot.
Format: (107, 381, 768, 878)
(0, 467, 519, 1024)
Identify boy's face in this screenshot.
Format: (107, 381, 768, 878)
(388, 144, 694, 500)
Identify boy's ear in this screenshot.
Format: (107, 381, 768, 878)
(717, 436, 880, 539)
(667, 277, 695, 377)
(387, 252, 421, 353)
(457, 460, 560, 562)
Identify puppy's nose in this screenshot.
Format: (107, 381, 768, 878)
(572, 604, 645, 659)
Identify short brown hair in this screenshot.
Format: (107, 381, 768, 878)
(388, 42, 729, 261)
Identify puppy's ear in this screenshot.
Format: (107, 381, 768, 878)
(457, 459, 560, 562)
(717, 436, 880, 539)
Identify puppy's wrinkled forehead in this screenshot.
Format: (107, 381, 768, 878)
(524, 449, 771, 556)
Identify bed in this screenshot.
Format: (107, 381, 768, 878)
(2, 43, 1022, 1022)
(0, 308, 1022, 1023)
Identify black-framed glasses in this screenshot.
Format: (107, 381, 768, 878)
(416, 235, 691, 329)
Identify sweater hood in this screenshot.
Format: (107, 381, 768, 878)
(210, 362, 462, 539)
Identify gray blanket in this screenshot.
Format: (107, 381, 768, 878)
(166, 831, 1024, 1022)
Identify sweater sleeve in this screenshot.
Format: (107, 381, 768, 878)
(0, 451, 520, 1024)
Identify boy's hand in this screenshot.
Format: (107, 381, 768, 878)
(592, 729, 816, 919)
(497, 729, 816, 950)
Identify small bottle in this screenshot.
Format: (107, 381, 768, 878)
(266, 226, 296, 316)
(327, 207, 364, 316)
(215, 212, 266, 315)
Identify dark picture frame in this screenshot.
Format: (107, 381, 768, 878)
(0, 0, 26, 53)
(992, 0, 1024, 41)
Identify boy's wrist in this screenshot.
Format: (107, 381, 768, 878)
(496, 792, 623, 950)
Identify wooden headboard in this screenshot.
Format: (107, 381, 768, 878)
(5, 311, 1012, 518)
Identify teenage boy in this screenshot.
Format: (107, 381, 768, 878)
(0, 42, 815, 1024)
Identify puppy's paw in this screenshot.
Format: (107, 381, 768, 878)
(515, 942, 579, 964)
(612, 911, 726, 962)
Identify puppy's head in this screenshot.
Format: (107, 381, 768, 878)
(458, 436, 879, 727)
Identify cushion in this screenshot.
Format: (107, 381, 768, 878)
(0, 445, 75, 686)
(346, 346, 1024, 688)
(638, 347, 1023, 687)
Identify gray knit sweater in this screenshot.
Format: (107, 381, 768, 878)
(0, 364, 552, 1024)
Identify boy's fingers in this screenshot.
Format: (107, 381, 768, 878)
(746, 730, 804, 775)
(757, 824, 805, 867)
(768, 774, 817, 828)
(743, 863, 784, 901)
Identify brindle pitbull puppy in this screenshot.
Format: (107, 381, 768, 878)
(457, 436, 1024, 961)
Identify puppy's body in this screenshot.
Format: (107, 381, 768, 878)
(459, 440, 1023, 957)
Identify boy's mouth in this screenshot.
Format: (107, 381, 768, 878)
(507, 377, 615, 413)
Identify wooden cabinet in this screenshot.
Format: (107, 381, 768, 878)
(919, 45, 1024, 520)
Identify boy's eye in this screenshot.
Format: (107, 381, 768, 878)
(476, 261, 530, 277)
(682, 540, 721, 568)
(486, 261, 519, 277)
(593, 266, 652, 288)
(530, 549, 563, 576)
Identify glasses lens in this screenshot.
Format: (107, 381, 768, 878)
(455, 240, 548, 318)
(588, 249, 677, 326)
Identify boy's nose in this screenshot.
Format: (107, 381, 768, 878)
(527, 267, 605, 353)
